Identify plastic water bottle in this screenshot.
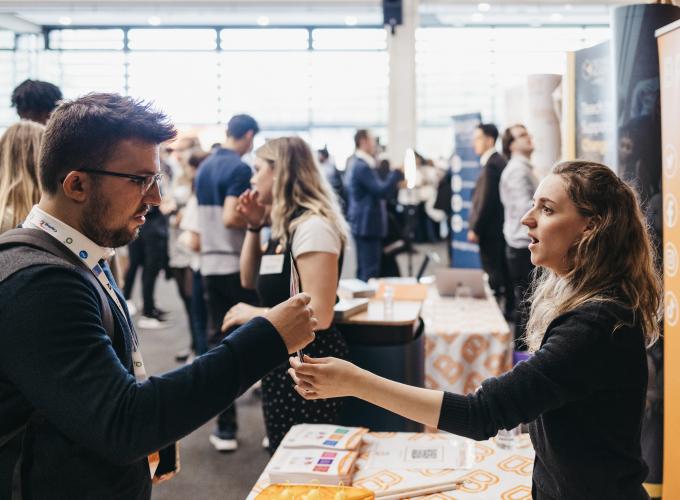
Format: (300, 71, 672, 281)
(383, 285, 395, 318)
(495, 426, 520, 449)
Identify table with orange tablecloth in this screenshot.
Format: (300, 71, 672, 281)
(420, 291, 513, 395)
(247, 430, 534, 500)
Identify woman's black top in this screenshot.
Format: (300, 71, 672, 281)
(437, 301, 650, 500)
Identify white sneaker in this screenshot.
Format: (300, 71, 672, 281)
(137, 316, 166, 330)
(126, 301, 138, 316)
(209, 433, 238, 452)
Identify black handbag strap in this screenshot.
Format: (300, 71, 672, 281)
(0, 228, 118, 499)
(0, 228, 115, 339)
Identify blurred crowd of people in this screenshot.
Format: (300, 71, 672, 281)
(0, 78, 539, 457)
(0, 79, 442, 457)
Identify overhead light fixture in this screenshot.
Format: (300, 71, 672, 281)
(59, 16, 71, 26)
(148, 16, 161, 26)
(550, 13, 563, 22)
(345, 16, 358, 26)
(478, 3, 491, 12)
(471, 12, 484, 22)
(564, 4, 573, 11)
(257, 16, 270, 26)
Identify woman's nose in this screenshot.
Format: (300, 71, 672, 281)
(521, 209, 536, 227)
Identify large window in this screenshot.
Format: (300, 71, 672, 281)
(0, 27, 389, 166)
(415, 26, 609, 158)
(1, 24, 609, 162)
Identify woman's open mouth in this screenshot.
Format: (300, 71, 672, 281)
(528, 234, 539, 249)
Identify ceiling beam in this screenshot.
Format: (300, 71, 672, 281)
(0, 13, 40, 32)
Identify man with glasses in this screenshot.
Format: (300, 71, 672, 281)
(0, 93, 317, 499)
(120, 158, 172, 329)
(499, 124, 538, 351)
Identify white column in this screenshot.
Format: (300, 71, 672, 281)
(386, 0, 418, 166)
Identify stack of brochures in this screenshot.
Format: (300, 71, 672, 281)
(267, 425, 368, 486)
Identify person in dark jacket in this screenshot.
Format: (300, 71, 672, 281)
(346, 129, 403, 281)
(0, 93, 318, 500)
(467, 123, 513, 318)
(291, 160, 660, 500)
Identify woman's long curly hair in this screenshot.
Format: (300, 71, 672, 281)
(255, 136, 348, 249)
(525, 160, 662, 352)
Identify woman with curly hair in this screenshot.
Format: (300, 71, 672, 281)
(291, 161, 661, 500)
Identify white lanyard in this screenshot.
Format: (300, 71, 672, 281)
(25, 209, 148, 381)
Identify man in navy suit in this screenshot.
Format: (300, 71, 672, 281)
(346, 129, 403, 281)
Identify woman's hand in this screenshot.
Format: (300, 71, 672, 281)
(236, 189, 267, 227)
(288, 355, 363, 400)
(222, 302, 261, 332)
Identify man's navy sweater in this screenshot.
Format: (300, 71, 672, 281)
(438, 301, 650, 500)
(0, 264, 288, 499)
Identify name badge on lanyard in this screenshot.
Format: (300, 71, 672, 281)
(260, 254, 285, 275)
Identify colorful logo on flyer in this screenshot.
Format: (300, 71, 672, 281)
(39, 219, 57, 232)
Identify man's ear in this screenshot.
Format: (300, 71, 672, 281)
(61, 171, 89, 203)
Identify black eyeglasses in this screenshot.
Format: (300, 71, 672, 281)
(63, 169, 164, 195)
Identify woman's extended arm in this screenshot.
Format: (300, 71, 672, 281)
(291, 306, 613, 440)
(289, 356, 444, 428)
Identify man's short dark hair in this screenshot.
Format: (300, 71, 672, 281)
(226, 114, 259, 139)
(40, 93, 177, 194)
(502, 124, 524, 159)
(11, 79, 63, 120)
(318, 146, 329, 161)
(354, 129, 369, 149)
(477, 123, 499, 143)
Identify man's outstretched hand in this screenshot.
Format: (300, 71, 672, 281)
(264, 293, 317, 354)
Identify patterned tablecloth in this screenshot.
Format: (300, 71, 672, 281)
(247, 431, 534, 500)
(421, 292, 513, 395)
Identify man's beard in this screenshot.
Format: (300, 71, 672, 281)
(80, 188, 141, 248)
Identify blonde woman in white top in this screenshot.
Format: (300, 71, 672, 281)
(221, 136, 350, 453)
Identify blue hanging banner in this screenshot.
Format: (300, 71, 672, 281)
(450, 112, 482, 269)
(574, 40, 614, 166)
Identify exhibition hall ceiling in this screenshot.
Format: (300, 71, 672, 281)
(0, 0, 633, 29)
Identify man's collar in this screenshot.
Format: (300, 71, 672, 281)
(511, 153, 533, 167)
(480, 148, 496, 167)
(354, 149, 376, 168)
(24, 206, 115, 267)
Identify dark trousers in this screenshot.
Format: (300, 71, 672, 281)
(505, 246, 534, 351)
(354, 235, 382, 282)
(123, 233, 167, 315)
(479, 235, 514, 318)
(190, 270, 208, 355)
(203, 272, 259, 433)
(169, 266, 207, 355)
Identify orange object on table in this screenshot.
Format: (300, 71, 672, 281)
(255, 484, 374, 499)
(373, 282, 428, 301)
